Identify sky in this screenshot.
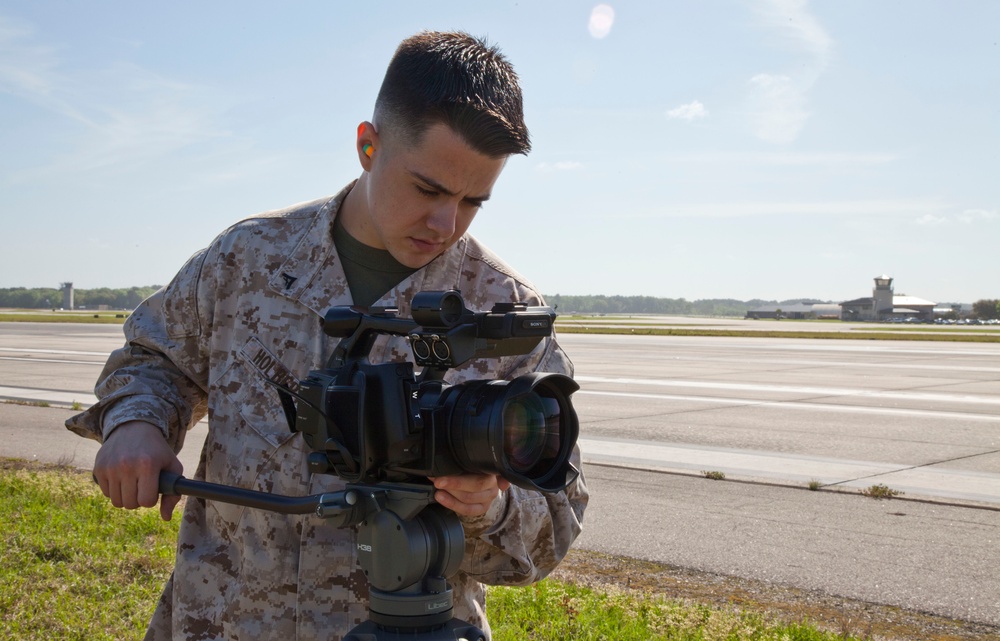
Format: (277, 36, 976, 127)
(1, 1, 997, 304)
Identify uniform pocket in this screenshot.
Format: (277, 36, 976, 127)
(203, 338, 307, 526)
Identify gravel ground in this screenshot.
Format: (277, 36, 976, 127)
(550, 548, 1000, 641)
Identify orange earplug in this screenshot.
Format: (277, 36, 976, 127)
(358, 123, 374, 158)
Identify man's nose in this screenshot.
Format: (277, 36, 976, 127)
(426, 201, 458, 238)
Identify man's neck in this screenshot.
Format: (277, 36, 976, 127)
(338, 175, 377, 249)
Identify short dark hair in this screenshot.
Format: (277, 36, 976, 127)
(374, 31, 530, 157)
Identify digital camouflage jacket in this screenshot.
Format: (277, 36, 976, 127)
(66, 184, 588, 641)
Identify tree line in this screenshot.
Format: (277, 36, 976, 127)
(0, 286, 161, 310)
(544, 294, 826, 317)
(1, 288, 808, 317)
(548, 295, 1000, 319)
(3, 287, 996, 319)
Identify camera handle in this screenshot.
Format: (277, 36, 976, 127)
(158, 472, 486, 641)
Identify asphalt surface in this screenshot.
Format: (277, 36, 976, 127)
(1, 321, 998, 628)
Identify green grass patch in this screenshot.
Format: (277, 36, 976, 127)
(1, 459, 882, 641)
(0, 459, 178, 640)
(852, 325, 1000, 334)
(0, 312, 128, 324)
(489, 580, 868, 640)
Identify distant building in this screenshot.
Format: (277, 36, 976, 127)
(838, 296, 876, 321)
(891, 295, 937, 320)
(745, 303, 816, 320)
(746, 276, 938, 322)
(839, 276, 935, 322)
(746, 303, 847, 320)
(60, 282, 74, 310)
(811, 304, 842, 319)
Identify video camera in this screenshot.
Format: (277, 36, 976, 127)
(283, 289, 580, 493)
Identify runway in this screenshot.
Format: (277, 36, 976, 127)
(1, 322, 998, 626)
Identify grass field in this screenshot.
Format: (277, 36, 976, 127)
(1, 459, 879, 641)
(0, 310, 130, 324)
(1, 460, 175, 640)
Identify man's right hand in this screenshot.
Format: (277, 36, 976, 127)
(93, 421, 183, 522)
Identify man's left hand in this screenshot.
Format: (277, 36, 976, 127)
(430, 473, 511, 518)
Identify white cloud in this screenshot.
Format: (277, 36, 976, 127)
(588, 4, 615, 39)
(747, 73, 808, 145)
(746, 0, 834, 145)
(955, 208, 998, 223)
(755, 0, 833, 68)
(666, 100, 708, 121)
(0, 15, 93, 126)
(0, 17, 232, 184)
(0, 17, 52, 93)
(916, 209, 998, 226)
(915, 214, 949, 226)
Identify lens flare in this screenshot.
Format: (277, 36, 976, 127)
(588, 4, 615, 39)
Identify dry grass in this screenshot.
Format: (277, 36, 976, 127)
(549, 549, 1000, 641)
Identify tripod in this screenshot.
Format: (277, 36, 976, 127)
(159, 472, 486, 641)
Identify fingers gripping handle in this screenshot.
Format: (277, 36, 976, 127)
(90, 471, 183, 494)
(159, 470, 183, 495)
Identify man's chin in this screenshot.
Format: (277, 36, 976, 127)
(394, 243, 449, 269)
(389, 251, 437, 271)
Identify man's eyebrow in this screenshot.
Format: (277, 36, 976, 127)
(410, 171, 491, 205)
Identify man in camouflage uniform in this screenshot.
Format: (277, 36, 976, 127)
(67, 31, 587, 641)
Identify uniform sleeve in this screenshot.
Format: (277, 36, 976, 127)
(456, 334, 589, 586)
(65, 247, 214, 452)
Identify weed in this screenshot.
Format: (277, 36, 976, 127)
(835, 612, 875, 640)
(2, 399, 50, 408)
(808, 479, 822, 491)
(860, 483, 903, 500)
(702, 470, 726, 481)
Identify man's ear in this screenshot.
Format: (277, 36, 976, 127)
(357, 121, 379, 170)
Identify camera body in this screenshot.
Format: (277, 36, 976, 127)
(288, 290, 579, 493)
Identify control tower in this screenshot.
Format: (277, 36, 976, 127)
(873, 275, 893, 320)
(60, 282, 74, 310)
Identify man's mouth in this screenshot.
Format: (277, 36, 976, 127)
(410, 237, 445, 252)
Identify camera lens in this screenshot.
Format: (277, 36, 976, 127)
(501, 393, 554, 474)
(435, 373, 579, 492)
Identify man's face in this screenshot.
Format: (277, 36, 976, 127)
(357, 121, 507, 269)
